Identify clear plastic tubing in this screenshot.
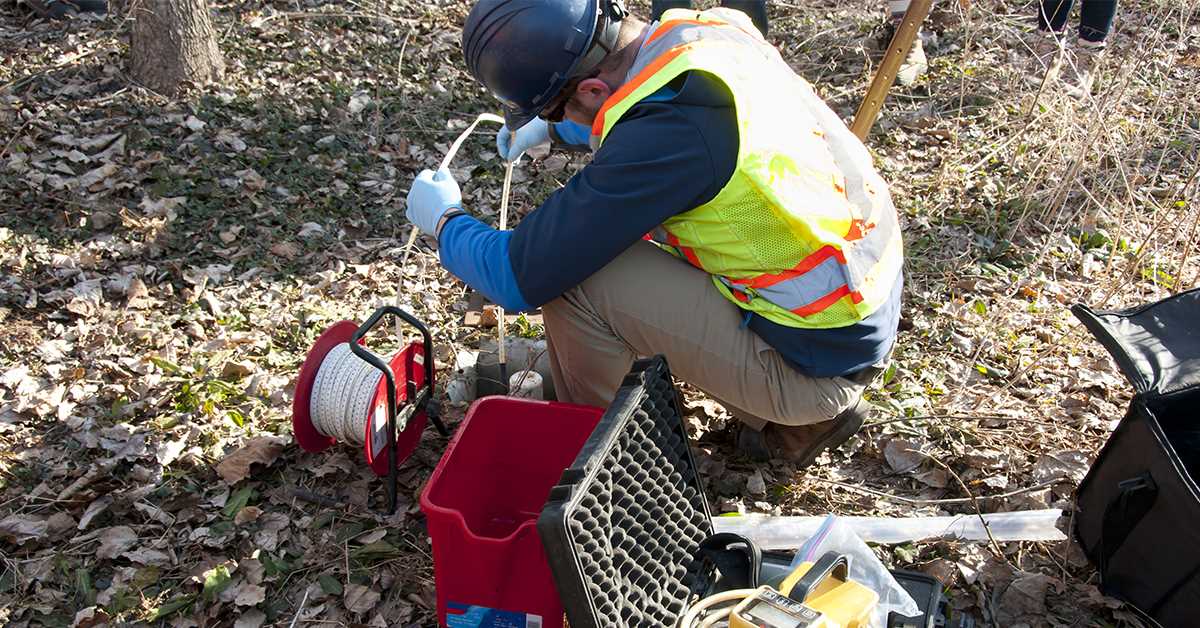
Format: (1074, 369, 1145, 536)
(712, 509, 1065, 548)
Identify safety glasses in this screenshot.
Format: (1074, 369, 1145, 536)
(538, 71, 600, 123)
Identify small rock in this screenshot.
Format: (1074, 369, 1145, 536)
(199, 294, 225, 318)
(997, 572, 1057, 624)
(234, 506, 262, 526)
(90, 211, 116, 231)
(221, 360, 255, 380)
(717, 498, 746, 514)
(713, 471, 747, 496)
(746, 469, 767, 496)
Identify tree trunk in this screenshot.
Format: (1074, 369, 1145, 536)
(129, 0, 225, 96)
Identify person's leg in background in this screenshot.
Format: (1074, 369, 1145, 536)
(651, 0, 769, 37)
(23, 0, 106, 19)
(1038, 0, 1074, 34)
(1066, 0, 1117, 97)
(1078, 0, 1117, 43)
(720, 0, 769, 37)
(887, 0, 928, 85)
(650, 0, 692, 22)
(1028, 0, 1073, 85)
(542, 241, 869, 467)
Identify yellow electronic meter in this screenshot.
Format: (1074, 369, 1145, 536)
(729, 553, 878, 628)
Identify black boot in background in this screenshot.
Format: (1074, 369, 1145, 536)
(720, 0, 768, 37)
(650, 0, 692, 22)
(25, 0, 107, 19)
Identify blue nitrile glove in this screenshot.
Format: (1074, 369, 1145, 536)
(405, 167, 463, 237)
(496, 118, 551, 162)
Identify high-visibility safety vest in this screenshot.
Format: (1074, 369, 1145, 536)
(591, 8, 904, 329)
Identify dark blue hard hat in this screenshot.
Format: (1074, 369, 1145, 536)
(463, 0, 627, 129)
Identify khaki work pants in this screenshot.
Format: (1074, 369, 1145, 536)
(542, 241, 867, 430)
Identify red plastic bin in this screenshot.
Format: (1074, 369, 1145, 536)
(420, 396, 603, 628)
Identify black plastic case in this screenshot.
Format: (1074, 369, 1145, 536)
(887, 570, 943, 628)
(537, 357, 714, 628)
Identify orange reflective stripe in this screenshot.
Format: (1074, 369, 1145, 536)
(729, 245, 846, 290)
(791, 286, 852, 317)
(845, 219, 872, 241)
(591, 43, 696, 137)
(666, 232, 702, 267)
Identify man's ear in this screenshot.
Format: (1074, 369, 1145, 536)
(576, 78, 613, 106)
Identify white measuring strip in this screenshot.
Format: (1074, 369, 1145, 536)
(311, 113, 511, 445)
(395, 112, 507, 332)
(497, 160, 514, 378)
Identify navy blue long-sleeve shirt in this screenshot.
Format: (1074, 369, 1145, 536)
(439, 71, 901, 377)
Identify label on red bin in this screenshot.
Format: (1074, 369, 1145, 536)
(446, 602, 543, 628)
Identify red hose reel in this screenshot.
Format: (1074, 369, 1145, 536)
(292, 306, 448, 513)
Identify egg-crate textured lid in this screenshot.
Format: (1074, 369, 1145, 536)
(537, 356, 713, 628)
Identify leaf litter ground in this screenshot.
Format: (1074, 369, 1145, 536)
(1, 0, 1198, 626)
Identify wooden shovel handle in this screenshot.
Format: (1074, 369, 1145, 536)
(849, 0, 935, 141)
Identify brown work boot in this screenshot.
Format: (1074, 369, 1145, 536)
(1063, 38, 1105, 99)
(735, 422, 772, 463)
(896, 37, 928, 86)
(1024, 30, 1065, 87)
(879, 14, 928, 86)
(766, 398, 869, 469)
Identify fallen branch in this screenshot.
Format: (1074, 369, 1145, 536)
(925, 454, 1015, 568)
(290, 488, 348, 508)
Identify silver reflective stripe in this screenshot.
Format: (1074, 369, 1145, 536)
(625, 28, 683, 79)
(719, 254, 848, 312)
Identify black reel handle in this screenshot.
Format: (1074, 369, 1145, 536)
(787, 552, 850, 605)
(349, 306, 446, 514)
(351, 305, 435, 403)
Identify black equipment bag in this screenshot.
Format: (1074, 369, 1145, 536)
(1072, 287, 1200, 627)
